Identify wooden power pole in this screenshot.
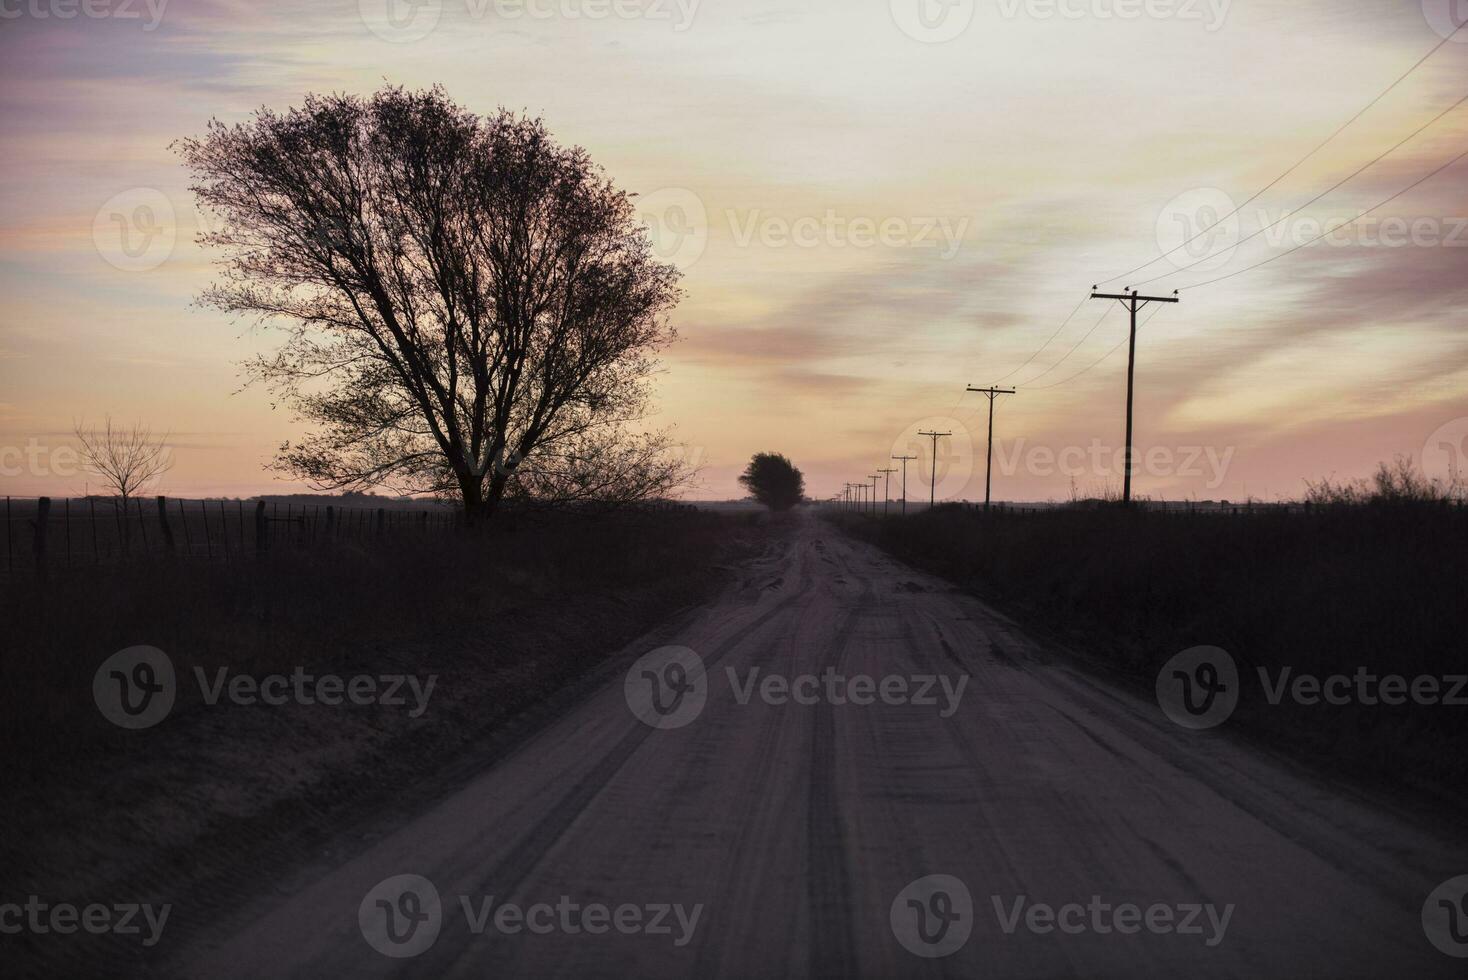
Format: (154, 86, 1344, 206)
(891, 454, 916, 516)
(877, 467, 897, 516)
(917, 430, 952, 510)
(1088, 288, 1179, 505)
(966, 385, 1015, 511)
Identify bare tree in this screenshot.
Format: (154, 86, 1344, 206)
(177, 85, 688, 524)
(74, 417, 173, 505)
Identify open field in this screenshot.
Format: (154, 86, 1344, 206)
(831, 498, 1468, 806)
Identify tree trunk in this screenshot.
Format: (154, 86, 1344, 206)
(460, 477, 489, 528)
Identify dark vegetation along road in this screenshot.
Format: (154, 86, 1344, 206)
(119, 509, 1466, 978)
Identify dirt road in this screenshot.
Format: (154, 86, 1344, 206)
(173, 511, 1467, 978)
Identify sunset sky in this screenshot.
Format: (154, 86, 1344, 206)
(2, 0, 1466, 501)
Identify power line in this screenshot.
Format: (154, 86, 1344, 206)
(1136, 89, 1468, 288)
(1026, 304, 1165, 391)
(1013, 304, 1116, 386)
(1183, 142, 1468, 292)
(1096, 22, 1467, 287)
(988, 294, 1091, 385)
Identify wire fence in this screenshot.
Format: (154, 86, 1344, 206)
(824, 498, 1468, 517)
(2, 496, 462, 576)
(2, 494, 704, 577)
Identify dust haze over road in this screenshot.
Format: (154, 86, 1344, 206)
(175, 511, 1466, 978)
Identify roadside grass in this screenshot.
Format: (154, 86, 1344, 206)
(832, 464, 1468, 806)
(1, 508, 765, 970)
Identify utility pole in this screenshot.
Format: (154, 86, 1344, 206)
(868, 475, 881, 517)
(891, 454, 916, 516)
(1089, 287, 1179, 505)
(966, 386, 1015, 511)
(878, 467, 897, 516)
(917, 430, 952, 510)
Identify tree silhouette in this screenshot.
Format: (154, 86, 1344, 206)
(738, 453, 805, 511)
(73, 417, 173, 552)
(178, 85, 687, 523)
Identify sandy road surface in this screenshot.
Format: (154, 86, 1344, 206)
(174, 511, 1467, 978)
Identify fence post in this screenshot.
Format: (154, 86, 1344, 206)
(157, 495, 176, 554)
(34, 496, 50, 576)
(255, 500, 268, 555)
(178, 498, 192, 556)
(136, 497, 150, 553)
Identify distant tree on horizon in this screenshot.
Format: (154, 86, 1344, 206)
(177, 84, 689, 524)
(73, 417, 173, 551)
(73, 416, 172, 507)
(738, 452, 805, 511)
